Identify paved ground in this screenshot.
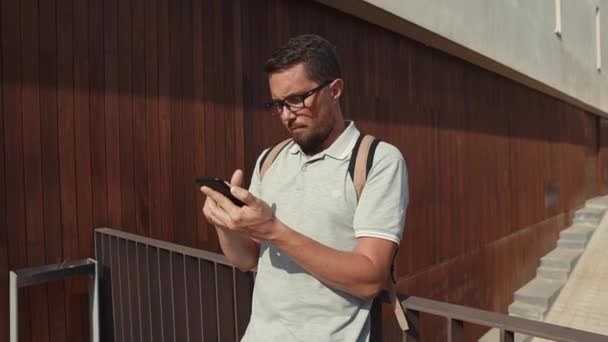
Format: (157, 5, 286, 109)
(532, 206, 608, 341)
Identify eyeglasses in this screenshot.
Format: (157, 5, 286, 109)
(264, 80, 334, 116)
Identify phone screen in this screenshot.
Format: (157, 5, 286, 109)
(195, 177, 245, 207)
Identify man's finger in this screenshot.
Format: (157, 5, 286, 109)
(201, 186, 239, 212)
(230, 186, 257, 206)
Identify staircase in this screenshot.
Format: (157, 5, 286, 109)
(480, 197, 608, 341)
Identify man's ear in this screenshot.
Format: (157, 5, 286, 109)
(330, 78, 344, 100)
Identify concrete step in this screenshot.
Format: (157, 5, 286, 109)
(557, 239, 586, 249)
(573, 207, 604, 225)
(585, 196, 608, 210)
(508, 301, 546, 321)
(559, 224, 596, 241)
(540, 247, 583, 270)
(514, 278, 564, 308)
(537, 265, 570, 282)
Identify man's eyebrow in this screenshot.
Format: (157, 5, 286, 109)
(272, 90, 306, 102)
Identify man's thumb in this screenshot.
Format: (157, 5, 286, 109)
(231, 169, 244, 187)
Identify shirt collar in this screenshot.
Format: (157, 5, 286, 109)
(288, 121, 360, 160)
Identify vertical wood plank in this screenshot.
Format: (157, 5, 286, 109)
(157, 0, 173, 242)
(104, 0, 122, 229)
(192, 0, 208, 249)
(0, 2, 8, 338)
(144, 0, 162, 240)
(234, 271, 253, 339)
(21, 0, 51, 338)
(200, 260, 218, 342)
(38, 0, 68, 340)
(127, 241, 141, 341)
(98, 234, 115, 342)
(137, 244, 152, 342)
(118, 0, 136, 233)
(159, 249, 175, 342)
(217, 264, 236, 342)
(169, 0, 186, 245)
(180, 0, 197, 248)
(3, 0, 29, 339)
(56, 0, 80, 341)
(117, 238, 132, 341)
(132, 0, 150, 238)
(172, 253, 188, 342)
(185, 256, 203, 342)
(89, 0, 109, 230)
(148, 247, 163, 342)
(73, 0, 94, 259)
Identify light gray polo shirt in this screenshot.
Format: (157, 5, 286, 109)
(242, 121, 408, 342)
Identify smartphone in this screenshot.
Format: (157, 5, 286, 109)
(195, 177, 245, 207)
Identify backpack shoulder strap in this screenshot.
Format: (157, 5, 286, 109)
(259, 138, 292, 181)
(348, 134, 381, 200)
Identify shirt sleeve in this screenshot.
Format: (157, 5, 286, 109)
(353, 143, 409, 245)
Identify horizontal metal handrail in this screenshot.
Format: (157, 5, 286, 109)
(399, 294, 608, 342)
(95, 227, 234, 266)
(10, 258, 99, 342)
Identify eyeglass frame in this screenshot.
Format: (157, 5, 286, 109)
(264, 79, 335, 116)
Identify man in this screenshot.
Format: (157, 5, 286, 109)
(201, 34, 408, 341)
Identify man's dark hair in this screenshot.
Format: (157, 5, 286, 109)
(264, 34, 342, 84)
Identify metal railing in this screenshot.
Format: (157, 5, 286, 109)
(398, 295, 608, 341)
(94, 228, 254, 342)
(9, 258, 99, 342)
(94, 228, 608, 342)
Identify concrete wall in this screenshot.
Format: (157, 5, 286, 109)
(320, 0, 608, 116)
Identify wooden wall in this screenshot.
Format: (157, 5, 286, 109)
(1, 0, 607, 340)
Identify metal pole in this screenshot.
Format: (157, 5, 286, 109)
(89, 261, 100, 342)
(9, 271, 18, 342)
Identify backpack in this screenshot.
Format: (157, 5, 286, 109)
(258, 134, 409, 333)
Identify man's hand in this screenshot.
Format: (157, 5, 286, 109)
(201, 169, 281, 241)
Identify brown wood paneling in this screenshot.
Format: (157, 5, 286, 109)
(56, 1, 81, 341)
(144, 0, 162, 240)
(0, 3, 7, 339)
(147, 247, 163, 342)
(168, 0, 186, 245)
(2, 0, 32, 339)
(200, 260, 219, 342)
(180, 0, 198, 248)
(39, 0, 68, 340)
(89, 0, 108, 230)
(104, 0, 122, 229)
(21, 0, 51, 339)
(127, 241, 141, 341)
(137, 227, 152, 341)
(217, 264, 237, 342)
(185, 256, 203, 342)
(159, 249, 175, 342)
(117, 238, 131, 342)
(172, 253, 188, 342)
(434, 52, 467, 263)
(132, 0, 150, 240)
(157, 0, 174, 243)
(97, 233, 116, 342)
(192, 0, 208, 249)
(118, 0, 135, 233)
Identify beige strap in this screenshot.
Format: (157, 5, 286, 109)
(386, 279, 409, 331)
(353, 135, 375, 199)
(260, 138, 291, 180)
